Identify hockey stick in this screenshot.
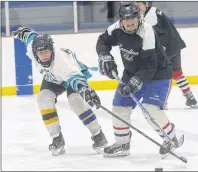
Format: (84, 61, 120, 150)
(111, 71, 184, 147)
(100, 105, 187, 163)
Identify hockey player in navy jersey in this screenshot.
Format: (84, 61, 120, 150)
(136, 1, 197, 108)
(12, 27, 107, 156)
(96, 2, 183, 158)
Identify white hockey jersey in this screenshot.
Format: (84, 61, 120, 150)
(26, 41, 84, 86)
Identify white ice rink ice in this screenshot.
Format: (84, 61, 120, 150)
(2, 86, 198, 171)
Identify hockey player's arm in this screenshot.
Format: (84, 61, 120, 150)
(12, 27, 38, 61)
(12, 27, 37, 46)
(96, 28, 118, 79)
(96, 29, 118, 55)
(57, 51, 101, 109)
(67, 73, 101, 109)
(134, 26, 158, 82)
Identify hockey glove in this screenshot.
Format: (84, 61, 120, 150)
(12, 27, 36, 43)
(98, 54, 118, 79)
(79, 86, 101, 109)
(120, 76, 143, 97)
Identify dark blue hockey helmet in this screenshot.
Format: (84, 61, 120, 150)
(32, 33, 54, 67)
(118, 2, 140, 20)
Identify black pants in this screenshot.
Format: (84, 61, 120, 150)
(40, 79, 77, 98)
(170, 51, 182, 72)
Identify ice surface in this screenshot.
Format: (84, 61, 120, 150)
(2, 86, 198, 171)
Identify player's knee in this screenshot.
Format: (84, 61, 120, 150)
(68, 93, 90, 114)
(112, 106, 132, 117)
(112, 106, 132, 127)
(142, 103, 171, 130)
(68, 93, 82, 109)
(142, 103, 160, 112)
(37, 89, 56, 109)
(142, 103, 167, 121)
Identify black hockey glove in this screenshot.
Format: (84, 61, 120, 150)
(98, 54, 118, 79)
(120, 76, 143, 97)
(79, 86, 101, 109)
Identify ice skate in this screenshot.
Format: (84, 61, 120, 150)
(103, 142, 130, 157)
(185, 91, 198, 108)
(103, 131, 132, 157)
(49, 132, 66, 156)
(159, 134, 184, 159)
(91, 129, 108, 154)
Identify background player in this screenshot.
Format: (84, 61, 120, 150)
(135, 1, 197, 108)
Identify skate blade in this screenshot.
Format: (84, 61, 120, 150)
(161, 147, 176, 159)
(93, 140, 108, 154)
(94, 147, 105, 154)
(177, 134, 184, 147)
(93, 143, 108, 154)
(161, 134, 184, 159)
(103, 150, 130, 157)
(50, 146, 66, 156)
(186, 103, 198, 109)
(190, 104, 198, 109)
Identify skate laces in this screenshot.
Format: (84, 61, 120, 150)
(109, 143, 122, 151)
(92, 130, 105, 140)
(51, 133, 64, 148)
(162, 141, 171, 148)
(163, 136, 178, 148)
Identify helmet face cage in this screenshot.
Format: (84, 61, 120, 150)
(32, 33, 54, 67)
(118, 2, 141, 34)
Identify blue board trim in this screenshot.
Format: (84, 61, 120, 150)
(14, 39, 33, 95)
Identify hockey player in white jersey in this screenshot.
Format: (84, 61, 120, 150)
(12, 27, 108, 156)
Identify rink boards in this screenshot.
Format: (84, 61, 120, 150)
(1, 28, 198, 96)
